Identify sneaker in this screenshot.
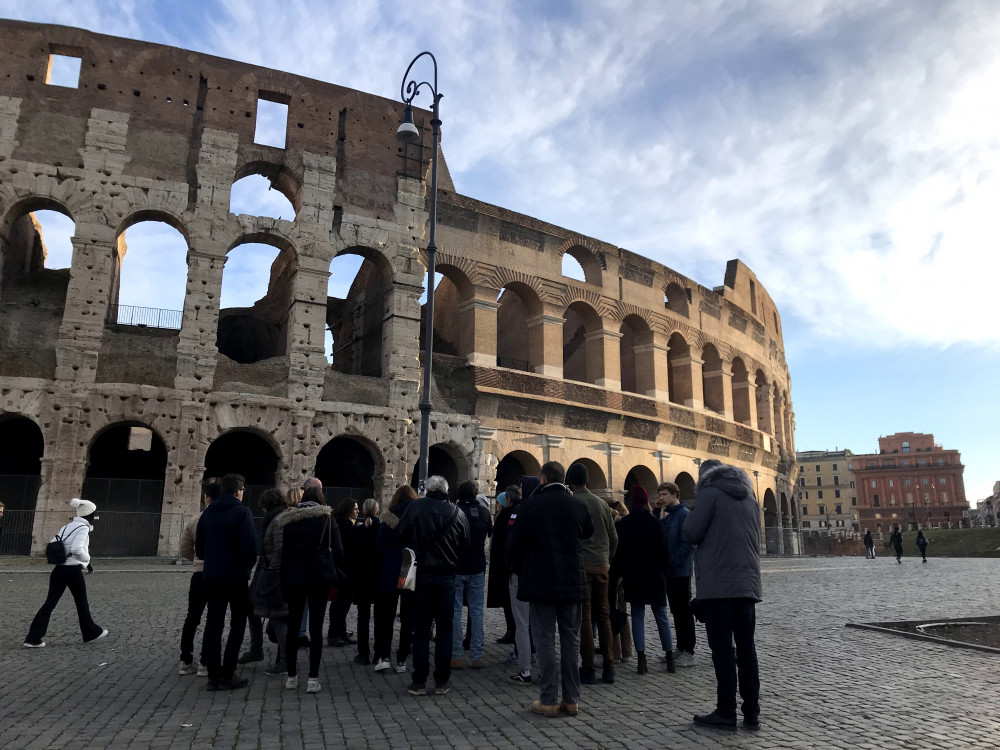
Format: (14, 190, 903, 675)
(394, 661, 408, 674)
(407, 683, 426, 696)
(450, 658, 464, 670)
(353, 654, 371, 666)
(434, 683, 451, 696)
(197, 664, 209, 677)
(675, 651, 696, 668)
(509, 671, 531, 684)
(23, 641, 45, 648)
(237, 651, 263, 664)
(374, 658, 391, 672)
(285, 676, 298, 690)
(531, 700, 559, 717)
(306, 678, 321, 694)
(84, 629, 109, 644)
(179, 660, 197, 675)
(264, 663, 287, 676)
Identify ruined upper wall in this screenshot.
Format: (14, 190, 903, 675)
(0, 20, 450, 217)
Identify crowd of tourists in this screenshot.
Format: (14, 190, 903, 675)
(22, 457, 763, 729)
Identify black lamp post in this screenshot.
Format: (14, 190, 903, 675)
(397, 52, 442, 491)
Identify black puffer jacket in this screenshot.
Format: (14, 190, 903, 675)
(507, 481, 594, 603)
(396, 490, 470, 575)
(279, 503, 345, 593)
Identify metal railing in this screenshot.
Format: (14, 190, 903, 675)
(108, 303, 183, 330)
(0, 510, 185, 556)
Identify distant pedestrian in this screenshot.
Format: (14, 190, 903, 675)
(863, 530, 875, 560)
(451, 481, 492, 671)
(196, 473, 258, 691)
(507, 461, 594, 718)
(890, 525, 904, 563)
(178, 479, 220, 675)
(683, 459, 761, 731)
(916, 530, 928, 563)
(24, 498, 108, 648)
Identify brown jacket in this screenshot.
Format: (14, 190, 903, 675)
(180, 511, 204, 573)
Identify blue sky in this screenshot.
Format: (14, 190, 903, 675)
(4, 0, 998, 500)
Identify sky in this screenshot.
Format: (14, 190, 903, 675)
(4, 0, 998, 501)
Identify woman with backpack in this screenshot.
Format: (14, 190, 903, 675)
(24, 498, 108, 647)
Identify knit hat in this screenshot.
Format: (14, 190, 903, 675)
(520, 476, 541, 500)
(565, 462, 589, 487)
(627, 485, 649, 507)
(71, 498, 97, 517)
(496, 492, 507, 509)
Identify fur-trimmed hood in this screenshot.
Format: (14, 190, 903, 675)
(697, 463, 755, 501)
(381, 508, 401, 530)
(273, 502, 332, 532)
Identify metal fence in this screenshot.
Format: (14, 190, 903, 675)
(108, 303, 183, 330)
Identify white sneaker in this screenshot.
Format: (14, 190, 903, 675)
(85, 629, 109, 644)
(197, 664, 209, 677)
(179, 660, 197, 675)
(23, 641, 45, 648)
(307, 678, 321, 694)
(374, 658, 390, 672)
(285, 676, 298, 690)
(394, 660, 408, 673)
(675, 651, 696, 668)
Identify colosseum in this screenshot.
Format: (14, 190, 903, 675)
(0, 21, 797, 557)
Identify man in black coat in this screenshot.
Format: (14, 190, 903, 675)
(507, 461, 594, 717)
(195, 472, 258, 691)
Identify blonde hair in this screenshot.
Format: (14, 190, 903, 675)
(286, 486, 303, 508)
(362, 497, 380, 527)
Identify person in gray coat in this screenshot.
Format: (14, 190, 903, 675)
(683, 459, 761, 731)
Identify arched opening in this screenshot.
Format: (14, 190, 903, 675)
(567, 457, 607, 494)
(763, 488, 780, 555)
(0, 415, 44, 554)
(624, 465, 658, 496)
(561, 246, 602, 285)
(497, 283, 541, 371)
(410, 443, 466, 492)
(204, 430, 280, 515)
(619, 315, 653, 395)
(731, 357, 751, 425)
(701, 343, 724, 415)
(563, 301, 601, 384)
(418, 264, 474, 361)
(667, 332, 692, 405)
(83, 422, 167, 556)
(230, 173, 297, 220)
(314, 435, 378, 505)
(674, 471, 696, 506)
(109, 218, 188, 329)
(0, 203, 74, 379)
(495, 450, 542, 493)
(664, 282, 689, 317)
(217, 238, 295, 364)
(755, 370, 772, 435)
(328, 249, 389, 376)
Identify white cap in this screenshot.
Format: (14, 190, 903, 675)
(71, 498, 97, 517)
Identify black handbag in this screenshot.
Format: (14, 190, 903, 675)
(314, 515, 341, 586)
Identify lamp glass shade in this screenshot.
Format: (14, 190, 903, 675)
(396, 105, 421, 143)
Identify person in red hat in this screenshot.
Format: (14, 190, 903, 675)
(611, 485, 675, 675)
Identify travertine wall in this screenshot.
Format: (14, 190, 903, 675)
(0, 21, 797, 555)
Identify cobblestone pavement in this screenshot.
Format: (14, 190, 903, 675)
(1, 556, 998, 750)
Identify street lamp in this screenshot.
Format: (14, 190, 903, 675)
(397, 52, 442, 491)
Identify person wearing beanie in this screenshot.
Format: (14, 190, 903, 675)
(684, 459, 761, 730)
(24, 498, 108, 647)
(610, 485, 675, 676)
(566, 461, 618, 686)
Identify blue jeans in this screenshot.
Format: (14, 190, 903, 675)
(411, 574, 456, 687)
(452, 573, 485, 660)
(631, 603, 673, 654)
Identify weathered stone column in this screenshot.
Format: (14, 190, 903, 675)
(286, 258, 329, 402)
(634, 336, 669, 401)
(671, 355, 704, 410)
(527, 313, 564, 378)
(733, 379, 757, 427)
(174, 248, 225, 391)
(587, 328, 622, 390)
(703, 362, 734, 419)
(756, 381, 773, 437)
(459, 291, 499, 367)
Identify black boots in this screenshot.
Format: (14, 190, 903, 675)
(579, 666, 598, 685)
(666, 651, 676, 673)
(601, 661, 615, 684)
(637, 651, 648, 675)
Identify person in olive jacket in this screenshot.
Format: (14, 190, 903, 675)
(683, 459, 761, 730)
(507, 461, 594, 718)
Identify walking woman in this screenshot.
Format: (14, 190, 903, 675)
(916, 530, 929, 563)
(352, 498, 381, 665)
(249, 488, 291, 675)
(373, 485, 417, 673)
(279, 485, 345, 693)
(24, 498, 108, 647)
(612, 485, 675, 674)
(327, 497, 360, 647)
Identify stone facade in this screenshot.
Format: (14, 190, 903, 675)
(795, 449, 856, 534)
(0, 21, 796, 555)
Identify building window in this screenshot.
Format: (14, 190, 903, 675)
(815, 464, 821, 471)
(817, 478, 822, 486)
(835, 490, 841, 498)
(939, 477, 947, 485)
(833, 464, 838, 471)
(942, 492, 948, 502)
(805, 491, 809, 499)
(904, 479, 911, 486)
(46, 54, 82, 88)
(802, 505, 808, 516)
(937, 458, 944, 466)
(902, 441, 910, 453)
(799, 478, 805, 486)
(818, 505, 826, 515)
(850, 480, 855, 489)
(833, 475, 839, 485)
(919, 459, 928, 467)
(818, 491, 824, 499)
(848, 462, 853, 470)
(868, 461, 876, 468)
(888, 479, 894, 487)
(873, 494, 880, 507)
(802, 520, 811, 528)
(922, 478, 929, 486)
(903, 460, 910, 467)
(851, 497, 857, 506)
(835, 504, 842, 514)
(836, 519, 845, 527)
(871, 480, 877, 488)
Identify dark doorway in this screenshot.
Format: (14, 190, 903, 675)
(674, 471, 696, 506)
(410, 445, 462, 493)
(0, 415, 44, 554)
(624, 465, 658, 496)
(204, 430, 279, 515)
(315, 436, 377, 505)
(495, 451, 542, 495)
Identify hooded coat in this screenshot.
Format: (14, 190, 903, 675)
(683, 463, 762, 601)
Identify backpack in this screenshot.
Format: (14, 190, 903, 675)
(45, 523, 82, 565)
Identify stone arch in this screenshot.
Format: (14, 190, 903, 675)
(563, 300, 602, 384)
(701, 342, 724, 415)
(314, 434, 382, 505)
(560, 244, 603, 286)
(421, 262, 475, 359)
(0, 413, 44, 513)
(619, 314, 654, 395)
(664, 281, 689, 317)
(667, 331, 693, 405)
(674, 471, 696, 506)
(109, 212, 189, 327)
(232, 160, 302, 216)
(495, 450, 542, 493)
(204, 428, 281, 515)
(410, 442, 469, 492)
(624, 464, 658, 496)
(497, 281, 543, 371)
(731, 356, 751, 425)
(329, 245, 394, 376)
(567, 457, 607, 492)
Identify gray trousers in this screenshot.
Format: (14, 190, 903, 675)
(509, 575, 532, 675)
(529, 600, 582, 706)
